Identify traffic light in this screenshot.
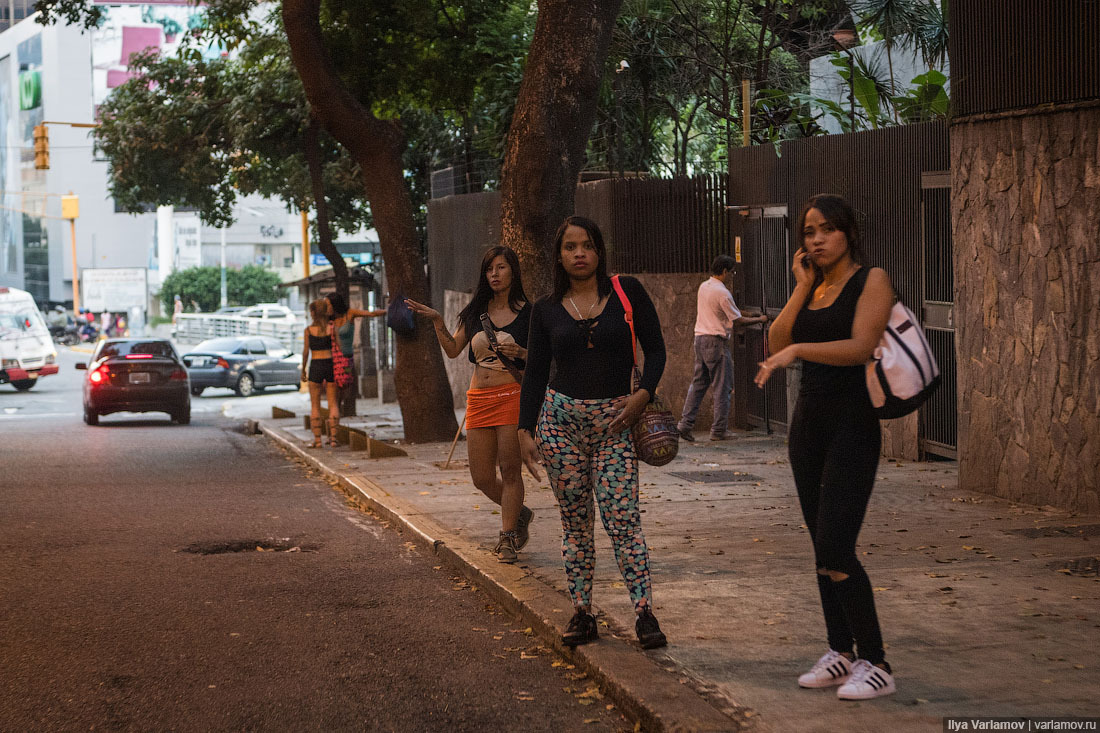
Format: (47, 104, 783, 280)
(33, 124, 49, 170)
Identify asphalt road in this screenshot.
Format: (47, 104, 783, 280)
(0, 347, 629, 732)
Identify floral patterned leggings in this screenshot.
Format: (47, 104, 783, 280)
(535, 389, 653, 613)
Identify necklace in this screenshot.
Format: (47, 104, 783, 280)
(567, 295, 599, 320)
(814, 264, 857, 300)
(567, 294, 601, 348)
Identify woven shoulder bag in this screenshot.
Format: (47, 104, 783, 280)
(610, 276, 679, 467)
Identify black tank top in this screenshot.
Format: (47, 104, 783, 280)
(308, 329, 332, 351)
(791, 266, 870, 397)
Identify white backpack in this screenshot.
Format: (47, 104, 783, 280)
(866, 301, 941, 419)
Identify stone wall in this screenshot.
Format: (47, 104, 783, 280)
(632, 273, 729, 434)
(442, 289, 475, 408)
(952, 106, 1100, 513)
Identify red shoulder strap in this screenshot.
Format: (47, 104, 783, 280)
(611, 275, 636, 366)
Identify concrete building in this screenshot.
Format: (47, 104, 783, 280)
(0, 5, 376, 313)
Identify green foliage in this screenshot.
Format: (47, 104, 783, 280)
(160, 266, 282, 313)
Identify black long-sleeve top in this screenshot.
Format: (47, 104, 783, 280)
(518, 275, 666, 431)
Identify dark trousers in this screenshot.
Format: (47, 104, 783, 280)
(788, 391, 886, 664)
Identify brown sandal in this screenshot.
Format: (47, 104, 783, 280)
(327, 417, 340, 446)
(309, 416, 322, 448)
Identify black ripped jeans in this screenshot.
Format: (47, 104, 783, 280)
(788, 391, 886, 665)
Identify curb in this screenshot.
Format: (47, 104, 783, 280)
(259, 422, 753, 733)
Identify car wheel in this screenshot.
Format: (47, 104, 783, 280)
(235, 372, 255, 397)
(190, 386, 205, 396)
(83, 405, 98, 426)
(174, 406, 191, 425)
(11, 379, 36, 391)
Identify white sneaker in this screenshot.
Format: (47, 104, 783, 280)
(836, 659, 896, 700)
(798, 650, 853, 688)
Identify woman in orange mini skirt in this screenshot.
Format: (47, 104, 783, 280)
(406, 246, 534, 563)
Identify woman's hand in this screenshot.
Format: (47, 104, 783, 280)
(754, 345, 799, 388)
(792, 249, 815, 289)
(609, 390, 650, 433)
(496, 342, 525, 360)
(404, 299, 441, 323)
(518, 430, 543, 481)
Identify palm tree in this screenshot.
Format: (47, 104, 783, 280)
(850, 0, 922, 121)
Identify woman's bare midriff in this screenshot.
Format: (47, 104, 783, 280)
(470, 364, 519, 390)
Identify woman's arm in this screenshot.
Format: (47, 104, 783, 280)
(405, 299, 469, 358)
(755, 268, 893, 387)
(767, 248, 815, 354)
(300, 327, 310, 380)
(517, 303, 550, 480)
(346, 307, 386, 318)
(608, 278, 665, 433)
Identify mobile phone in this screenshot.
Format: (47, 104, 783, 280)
(800, 250, 811, 268)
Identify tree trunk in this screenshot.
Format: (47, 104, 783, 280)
(500, 0, 624, 297)
(302, 119, 348, 301)
(283, 0, 458, 442)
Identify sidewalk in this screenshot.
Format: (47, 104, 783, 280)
(256, 398, 1100, 732)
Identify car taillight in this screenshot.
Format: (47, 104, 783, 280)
(216, 357, 230, 369)
(89, 365, 109, 384)
(170, 368, 188, 381)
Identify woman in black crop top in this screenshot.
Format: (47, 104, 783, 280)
(518, 215, 668, 650)
(301, 298, 340, 448)
(755, 194, 897, 700)
(406, 246, 534, 564)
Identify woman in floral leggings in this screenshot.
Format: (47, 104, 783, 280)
(518, 216, 668, 649)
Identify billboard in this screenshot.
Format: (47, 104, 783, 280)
(82, 268, 148, 312)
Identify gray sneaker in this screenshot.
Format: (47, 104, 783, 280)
(494, 531, 519, 563)
(515, 506, 534, 550)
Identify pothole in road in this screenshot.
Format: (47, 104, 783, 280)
(179, 538, 320, 555)
(1050, 556, 1100, 577)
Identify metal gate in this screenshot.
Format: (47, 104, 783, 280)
(732, 206, 790, 434)
(919, 172, 957, 457)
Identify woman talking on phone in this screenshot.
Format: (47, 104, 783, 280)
(754, 194, 896, 700)
(405, 246, 534, 564)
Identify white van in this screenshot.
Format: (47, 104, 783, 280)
(0, 287, 59, 391)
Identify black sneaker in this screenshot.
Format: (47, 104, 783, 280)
(562, 609, 599, 647)
(515, 506, 534, 550)
(678, 427, 695, 442)
(635, 608, 667, 649)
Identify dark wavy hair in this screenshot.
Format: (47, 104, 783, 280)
(550, 215, 612, 302)
(325, 291, 348, 317)
(456, 246, 528, 338)
(797, 193, 865, 266)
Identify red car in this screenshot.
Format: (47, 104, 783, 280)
(77, 339, 191, 425)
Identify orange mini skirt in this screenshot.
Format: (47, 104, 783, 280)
(465, 383, 522, 429)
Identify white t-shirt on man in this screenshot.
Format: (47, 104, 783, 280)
(694, 277, 742, 339)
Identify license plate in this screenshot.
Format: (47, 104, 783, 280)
(129, 372, 151, 384)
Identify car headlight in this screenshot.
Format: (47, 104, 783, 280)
(2, 358, 17, 368)
(46, 353, 56, 364)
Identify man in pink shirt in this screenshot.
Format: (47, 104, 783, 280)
(677, 255, 768, 441)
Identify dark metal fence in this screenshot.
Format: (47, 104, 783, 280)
(593, 174, 730, 274)
(951, 0, 1100, 117)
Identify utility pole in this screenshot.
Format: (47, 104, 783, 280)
(220, 226, 227, 308)
(62, 194, 80, 311)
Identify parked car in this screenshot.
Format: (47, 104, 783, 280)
(214, 305, 246, 315)
(238, 304, 296, 322)
(77, 339, 190, 425)
(181, 336, 301, 397)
